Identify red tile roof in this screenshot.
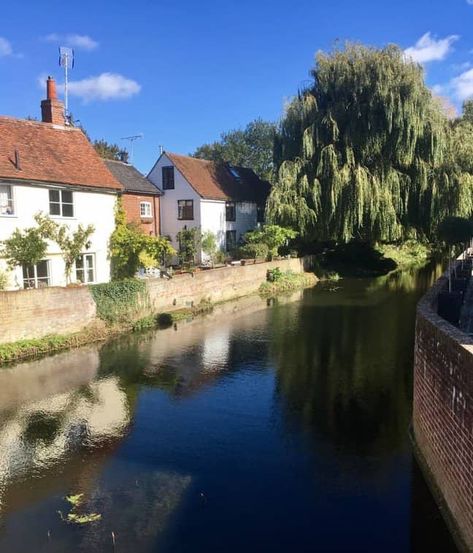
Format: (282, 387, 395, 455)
(0, 117, 122, 191)
(165, 152, 270, 203)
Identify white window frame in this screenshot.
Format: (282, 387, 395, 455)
(140, 201, 152, 218)
(22, 260, 50, 289)
(75, 253, 96, 284)
(0, 184, 15, 216)
(49, 189, 74, 218)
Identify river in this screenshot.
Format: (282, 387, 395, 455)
(0, 263, 459, 552)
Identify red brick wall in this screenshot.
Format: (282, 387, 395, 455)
(413, 274, 473, 552)
(122, 193, 160, 235)
(0, 286, 96, 343)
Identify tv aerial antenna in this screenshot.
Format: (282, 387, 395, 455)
(59, 46, 74, 124)
(121, 134, 143, 164)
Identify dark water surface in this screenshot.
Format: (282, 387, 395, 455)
(0, 264, 459, 552)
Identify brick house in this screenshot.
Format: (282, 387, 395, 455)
(104, 159, 161, 236)
(0, 77, 122, 289)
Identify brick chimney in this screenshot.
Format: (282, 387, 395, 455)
(41, 76, 65, 125)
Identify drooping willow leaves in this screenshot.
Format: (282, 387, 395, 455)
(267, 43, 473, 242)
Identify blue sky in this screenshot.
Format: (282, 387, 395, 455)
(1, 0, 473, 172)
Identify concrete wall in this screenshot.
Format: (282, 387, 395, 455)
(413, 272, 473, 552)
(0, 257, 314, 345)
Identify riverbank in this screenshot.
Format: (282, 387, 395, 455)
(0, 256, 316, 364)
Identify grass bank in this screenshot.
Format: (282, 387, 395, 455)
(259, 270, 317, 297)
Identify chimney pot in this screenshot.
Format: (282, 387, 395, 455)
(41, 76, 65, 125)
(46, 76, 57, 100)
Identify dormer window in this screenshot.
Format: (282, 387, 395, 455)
(162, 166, 175, 190)
(0, 185, 14, 216)
(49, 189, 74, 217)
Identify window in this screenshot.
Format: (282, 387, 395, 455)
(162, 166, 175, 190)
(178, 200, 194, 220)
(0, 185, 14, 215)
(225, 201, 236, 222)
(226, 230, 237, 252)
(75, 254, 95, 284)
(257, 205, 265, 223)
(49, 189, 74, 217)
(22, 260, 50, 289)
(140, 201, 152, 218)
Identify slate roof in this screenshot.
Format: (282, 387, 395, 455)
(165, 152, 271, 204)
(0, 116, 122, 191)
(104, 159, 161, 195)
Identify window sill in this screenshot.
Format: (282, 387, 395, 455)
(49, 215, 76, 220)
(0, 214, 17, 218)
(178, 218, 194, 221)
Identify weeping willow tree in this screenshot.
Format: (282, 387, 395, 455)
(267, 43, 473, 243)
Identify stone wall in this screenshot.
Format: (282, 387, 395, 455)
(0, 257, 315, 345)
(413, 273, 473, 552)
(0, 286, 96, 343)
(146, 256, 314, 312)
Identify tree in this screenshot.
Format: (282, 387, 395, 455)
(244, 224, 298, 260)
(462, 99, 473, 124)
(35, 214, 95, 284)
(192, 119, 276, 181)
(93, 139, 128, 162)
(201, 231, 218, 266)
(176, 228, 200, 266)
(109, 199, 175, 279)
(0, 227, 48, 287)
(267, 43, 466, 244)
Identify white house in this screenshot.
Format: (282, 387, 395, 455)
(148, 152, 270, 260)
(0, 77, 122, 290)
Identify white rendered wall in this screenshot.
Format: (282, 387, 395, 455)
(148, 154, 201, 254)
(200, 199, 226, 258)
(226, 202, 258, 243)
(0, 183, 117, 289)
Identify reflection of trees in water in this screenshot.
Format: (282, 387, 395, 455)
(367, 262, 444, 294)
(271, 266, 440, 458)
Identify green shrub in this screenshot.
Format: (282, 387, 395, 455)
(267, 267, 283, 282)
(238, 242, 269, 260)
(259, 271, 316, 297)
(89, 279, 149, 325)
(0, 270, 8, 290)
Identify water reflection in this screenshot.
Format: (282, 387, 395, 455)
(0, 273, 457, 552)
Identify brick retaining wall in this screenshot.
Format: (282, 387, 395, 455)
(0, 256, 315, 345)
(413, 273, 473, 551)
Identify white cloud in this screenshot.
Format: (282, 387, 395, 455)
(404, 32, 459, 64)
(467, 0, 473, 4)
(0, 37, 13, 57)
(451, 68, 473, 100)
(68, 73, 141, 102)
(44, 33, 98, 51)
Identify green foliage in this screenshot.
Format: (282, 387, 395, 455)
(238, 242, 269, 260)
(267, 42, 470, 243)
(192, 118, 276, 180)
(60, 492, 101, 526)
(259, 271, 316, 297)
(35, 213, 94, 283)
(0, 270, 8, 290)
(110, 199, 175, 278)
(267, 267, 283, 282)
(437, 216, 473, 246)
(1, 227, 48, 279)
(201, 231, 218, 264)
(244, 225, 298, 259)
(462, 99, 473, 124)
(376, 240, 431, 269)
(176, 227, 200, 265)
(90, 278, 148, 324)
(93, 138, 128, 162)
(65, 494, 84, 508)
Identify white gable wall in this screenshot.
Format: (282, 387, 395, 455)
(148, 154, 201, 254)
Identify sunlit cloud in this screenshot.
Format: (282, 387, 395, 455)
(404, 32, 459, 64)
(43, 33, 99, 51)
